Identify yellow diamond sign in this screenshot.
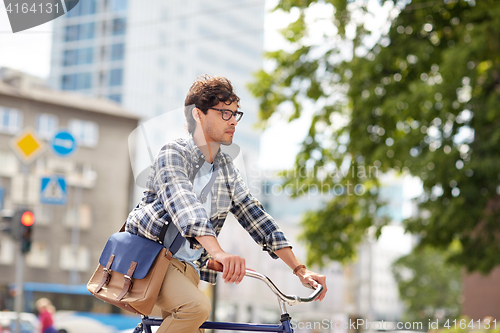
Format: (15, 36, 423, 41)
(10, 128, 45, 164)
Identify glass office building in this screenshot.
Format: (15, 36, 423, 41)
(50, 0, 128, 103)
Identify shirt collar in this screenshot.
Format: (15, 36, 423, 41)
(187, 135, 223, 166)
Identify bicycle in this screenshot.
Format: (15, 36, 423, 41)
(131, 260, 324, 333)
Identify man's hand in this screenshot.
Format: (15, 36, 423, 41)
(274, 247, 327, 301)
(195, 235, 246, 284)
(294, 267, 327, 301)
(212, 252, 246, 284)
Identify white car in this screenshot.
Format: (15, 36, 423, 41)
(53, 312, 118, 333)
(0, 311, 38, 333)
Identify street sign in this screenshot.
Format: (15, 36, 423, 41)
(40, 176, 67, 205)
(51, 130, 77, 157)
(10, 128, 45, 164)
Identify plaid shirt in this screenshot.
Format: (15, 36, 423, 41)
(125, 136, 292, 284)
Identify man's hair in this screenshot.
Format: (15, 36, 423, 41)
(184, 74, 240, 134)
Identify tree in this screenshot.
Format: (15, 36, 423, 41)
(249, 0, 500, 273)
(392, 246, 462, 325)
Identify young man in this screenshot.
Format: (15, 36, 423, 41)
(125, 75, 327, 333)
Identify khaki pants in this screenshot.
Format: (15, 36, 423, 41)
(155, 258, 211, 333)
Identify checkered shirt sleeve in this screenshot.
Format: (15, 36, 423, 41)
(229, 165, 292, 258)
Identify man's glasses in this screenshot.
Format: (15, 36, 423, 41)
(210, 108, 244, 122)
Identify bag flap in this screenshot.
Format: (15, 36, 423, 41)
(99, 232, 164, 279)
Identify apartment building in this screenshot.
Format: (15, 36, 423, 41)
(0, 68, 139, 312)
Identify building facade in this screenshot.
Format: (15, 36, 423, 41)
(0, 68, 139, 313)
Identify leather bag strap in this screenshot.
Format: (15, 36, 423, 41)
(117, 261, 137, 300)
(169, 230, 185, 255)
(95, 254, 115, 293)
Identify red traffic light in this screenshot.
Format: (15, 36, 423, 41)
(21, 211, 35, 227)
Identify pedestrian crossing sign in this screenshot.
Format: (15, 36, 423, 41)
(40, 176, 67, 205)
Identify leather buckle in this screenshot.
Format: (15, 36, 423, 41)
(124, 275, 133, 290)
(103, 268, 112, 284)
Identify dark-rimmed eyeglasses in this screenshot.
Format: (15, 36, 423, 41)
(210, 108, 244, 122)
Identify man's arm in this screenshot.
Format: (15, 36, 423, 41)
(196, 235, 246, 284)
(229, 166, 293, 257)
(274, 247, 327, 301)
(154, 143, 217, 245)
(197, 236, 327, 301)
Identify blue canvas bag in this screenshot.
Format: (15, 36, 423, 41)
(87, 225, 183, 315)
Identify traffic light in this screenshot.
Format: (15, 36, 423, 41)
(13, 209, 35, 253)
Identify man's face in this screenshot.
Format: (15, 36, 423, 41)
(198, 101, 238, 145)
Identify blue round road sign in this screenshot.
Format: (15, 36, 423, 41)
(51, 130, 77, 157)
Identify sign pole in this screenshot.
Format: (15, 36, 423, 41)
(14, 163, 30, 333)
(14, 240, 24, 333)
(9, 128, 45, 333)
(69, 186, 82, 284)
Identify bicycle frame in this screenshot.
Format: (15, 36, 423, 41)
(135, 315, 294, 333)
(132, 261, 323, 333)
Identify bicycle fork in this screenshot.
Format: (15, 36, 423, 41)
(279, 300, 294, 333)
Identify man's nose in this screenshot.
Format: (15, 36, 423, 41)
(228, 114, 238, 126)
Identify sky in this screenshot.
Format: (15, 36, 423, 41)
(0, 8, 53, 78)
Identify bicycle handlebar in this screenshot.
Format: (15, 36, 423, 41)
(206, 260, 323, 306)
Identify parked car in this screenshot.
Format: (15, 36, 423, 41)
(0, 311, 38, 333)
(53, 312, 118, 333)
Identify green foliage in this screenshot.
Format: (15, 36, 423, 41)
(249, 0, 500, 272)
(392, 246, 462, 324)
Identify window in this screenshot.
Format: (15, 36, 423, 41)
(0, 150, 16, 176)
(11, 175, 38, 205)
(108, 94, 122, 103)
(111, 0, 128, 11)
(34, 204, 54, 226)
(65, 204, 92, 229)
(158, 56, 165, 69)
(63, 48, 93, 66)
(66, 0, 96, 17)
(110, 43, 124, 61)
(0, 106, 22, 134)
(61, 73, 92, 90)
(64, 22, 95, 41)
(112, 18, 126, 35)
(155, 105, 163, 116)
(0, 236, 15, 264)
(65, 162, 97, 188)
(228, 38, 262, 60)
(109, 68, 123, 86)
(156, 81, 164, 94)
(59, 244, 90, 271)
(26, 242, 50, 268)
(69, 119, 99, 147)
(36, 113, 59, 139)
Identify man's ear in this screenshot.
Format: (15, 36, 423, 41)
(192, 108, 201, 123)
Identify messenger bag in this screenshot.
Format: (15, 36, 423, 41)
(87, 224, 183, 315)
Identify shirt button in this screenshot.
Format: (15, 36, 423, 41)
(201, 155, 204, 158)
(195, 165, 199, 168)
